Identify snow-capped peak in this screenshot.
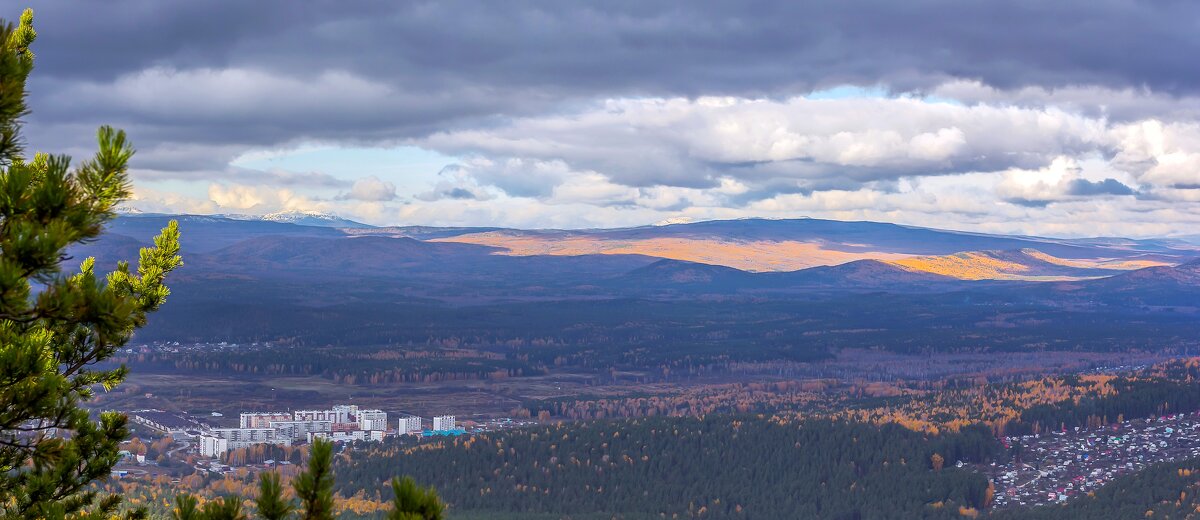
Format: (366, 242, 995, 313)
(258, 210, 373, 228)
(114, 205, 145, 215)
(262, 210, 340, 223)
(653, 216, 695, 226)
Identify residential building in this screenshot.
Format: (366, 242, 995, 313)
(332, 404, 358, 424)
(294, 404, 358, 425)
(240, 412, 292, 429)
(211, 428, 276, 443)
(398, 415, 422, 435)
(433, 415, 455, 432)
(200, 428, 292, 455)
(269, 420, 332, 441)
(309, 430, 367, 443)
(199, 436, 228, 458)
(293, 409, 338, 423)
(359, 409, 388, 431)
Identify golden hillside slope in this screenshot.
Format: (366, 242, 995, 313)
(893, 252, 1032, 280)
(892, 249, 1164, 280)
(431, 233, 909, 272)
(434, 233, 1165, 279)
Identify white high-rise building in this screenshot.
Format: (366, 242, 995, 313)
(240, 412, 291, 429)
(308, 430, 367, 443)
(199, 436, 228, 458)
(432, 415, 455, 432)
(269, 420, 332, 441)
(294, 405, 358, 425)
(199, 428, 291, 456)
(211, 428, 276, 443)
(358, 410, 388, 431)
(333, 404, 358, 424)
(398, 415, 422, 435)
(293, 409, 336, 423)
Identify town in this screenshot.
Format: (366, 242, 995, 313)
(130, 405, 467, 459)
(988, 411, 1200, 509)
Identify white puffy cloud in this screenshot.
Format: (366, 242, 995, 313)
(1110, 120, 1200, 190)
(994, 157, 1136, 206)
(207, 184, 324, 213)
(112, 86, 1200, 237)
(128, 186, 219, 215)
(421, 95, 1111, 193)
(340, 176, 397, 202)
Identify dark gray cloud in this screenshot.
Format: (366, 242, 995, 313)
(9, 1, 1200, 237)
(19, 1, 1200, 95)
(16, 0, 1200, 155)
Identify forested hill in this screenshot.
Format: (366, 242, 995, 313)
(336, 417, 999, 519)
(78, 214, 1200, 365)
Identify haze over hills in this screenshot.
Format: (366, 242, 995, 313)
(429, 218, 1189, 276)
(64, 214, 1200, 332)
(66, 212, 1200, 363)
(88, 214, 1198, 286)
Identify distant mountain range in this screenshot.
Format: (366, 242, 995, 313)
(69, 213, 1200, 346)
(427, 218, 1190, 277)
(212, 210, 373, 228)
(87, 213, 1199, 281)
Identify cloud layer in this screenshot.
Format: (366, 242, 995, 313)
(15, 0, 1200, 236)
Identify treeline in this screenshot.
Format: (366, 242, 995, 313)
(1008, 377, 1200, 435)
(137, 285, 1200, 368)
(992, 458, 1200, 519)
(517, 380, 831, 420)
(335, 416, 999, 519)
(113, 347, 548, 384)
(832, 361, 1200, 438)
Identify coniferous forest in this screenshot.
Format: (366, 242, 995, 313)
(336, 417, 999, 519)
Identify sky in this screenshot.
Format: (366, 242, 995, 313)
(12, 1, 1200, 237)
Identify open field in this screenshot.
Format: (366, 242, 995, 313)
(93, 349, 1173, 428)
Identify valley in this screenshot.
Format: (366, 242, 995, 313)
(12, 4, 1200, 518)
(77, 214, 1200, 518)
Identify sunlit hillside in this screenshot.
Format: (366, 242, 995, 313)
(434, 228, 1173, 280)
(431, 232, 909, 272)
(892, 249, 1163, 280)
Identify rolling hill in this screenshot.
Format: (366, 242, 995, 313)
(769, 259, 958, 288)
(69, 213, 1200, 352)
(72, 213, 1200, 302)
(430, 218, 1193, 275)
(890, 249, 1134, 281)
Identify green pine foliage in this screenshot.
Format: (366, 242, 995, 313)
(0, 8, 182, 520)
(338, 416, 999, 519)
(389, 476, 446, 520)
(171, 494, 202, 520)
(173, 438, 446, 519)
(256, 472, 295, 520)
(199, 496, 246, 520)
(294, 438, 337, 520)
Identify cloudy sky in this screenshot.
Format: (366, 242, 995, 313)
(15, 1, 1200, 236)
